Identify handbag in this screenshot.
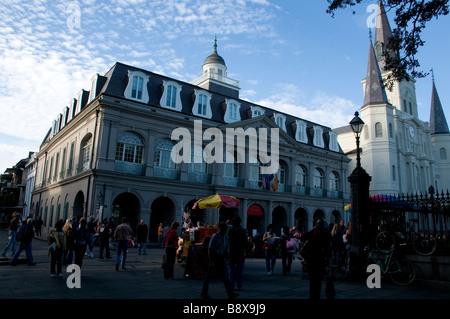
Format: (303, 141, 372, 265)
(286, 238, 296, 251)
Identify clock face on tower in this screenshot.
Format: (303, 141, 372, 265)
(409, 125, 415, 139)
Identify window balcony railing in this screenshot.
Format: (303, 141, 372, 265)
(187, 171, 212, 184)
(153, 166, 180, 180)
(115, 161, 145, 176)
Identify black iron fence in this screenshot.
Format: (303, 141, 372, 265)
(368, 188, 450, 256)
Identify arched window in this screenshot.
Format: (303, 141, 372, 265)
(440, 147, 447, 160)
(115, 132, 144, 163)
(154, 140, 176, 169)
(330, 171, 339, 191)
(189, 146, 208, 173)
(389, 123, 393, 138)
(295, 164, 307, 187)
(154, 140, 179, 180)
(79, 134, 92, 172)
(363, 125, 369, 140)
(375, 122, 383, 137)
(223, 151, 240, 187)
(313, 168, 323, 189)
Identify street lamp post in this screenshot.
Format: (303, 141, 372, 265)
(347, 111, 372, 280)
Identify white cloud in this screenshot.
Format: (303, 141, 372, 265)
(253, 85, 358, 129)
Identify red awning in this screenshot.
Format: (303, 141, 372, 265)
(247, 204, 264, 216)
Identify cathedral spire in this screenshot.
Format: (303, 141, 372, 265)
(374, 0, 395, 71)
(430, 74, 449, 134)
(364, 40, 388, 106)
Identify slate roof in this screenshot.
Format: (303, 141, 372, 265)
(374, 0, 395, 71)
(97, 61, 342, 153)
(430, 80, 450, 134)
(363, 41, 388, 106)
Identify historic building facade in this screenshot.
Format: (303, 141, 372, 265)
(30, 40, 350, 239)
(336, 0, 450, 197)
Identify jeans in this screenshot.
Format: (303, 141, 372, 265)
(2, 230, 17, 256)
(138, 242, 146, 255)
(11, 242, 34, 264)
(50, 248, 63, 275)
(99, 242, 110, 259)
(74, 243, 87, 268)
(264, 249, 276, 273)
(116, 240, 129, 268)
(64, 249, 74, 265)
(229, 257, 245, 289)
(202, 255, 234, 297)
(164, 246, 176, 279)
(281, 252, 293, 275)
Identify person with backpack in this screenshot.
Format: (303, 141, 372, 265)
(48, 219, 65, 278)
(10, 218, 36, 266)
(73, 218, 90, 268)
(63, 219, 75, 265)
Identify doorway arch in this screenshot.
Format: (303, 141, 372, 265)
(73, 191, 85, 219)
(272, 206, 287, 235)
(112, 192, 141, 231)
(149, 196, 175, 242)
(294, 208, 308, 233)
(313, 209, 326, 228)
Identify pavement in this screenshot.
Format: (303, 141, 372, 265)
(1, 229, 449, 315)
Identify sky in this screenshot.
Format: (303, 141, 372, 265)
(1, 0, 449, 174)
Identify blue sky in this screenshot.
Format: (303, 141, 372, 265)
(1, 0, 449, 173)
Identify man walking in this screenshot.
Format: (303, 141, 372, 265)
(136, 219, 149, 255)
(227, 216, 247, 291)
(10, 218, 36, 266)
(114, 217, 133, 271)
(201, 222, 238, 300)
(1, 212, 20, 257)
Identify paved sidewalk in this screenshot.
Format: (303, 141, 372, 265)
(1, 229, 449, 304)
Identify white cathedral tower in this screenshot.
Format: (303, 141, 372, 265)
(337, 0, 450, 195)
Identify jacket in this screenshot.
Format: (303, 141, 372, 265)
(114, 223, 133, 241)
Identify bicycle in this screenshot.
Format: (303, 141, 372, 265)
(375, 218, 437, 256)
(365, 248, 416, 286)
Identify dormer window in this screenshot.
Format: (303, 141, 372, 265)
(124, 70, 150, 103)
(295, 120, 308, 143)
(313, 126, 324, 148)
(224, 99, 241, 123)
(160, 80, 182, 111)
(329, 131, 339, 152)
(251, 105, 264, 118)
(132, 76, 143, 99)
(273, 113, 286, 132)
(193, 89, 212, 119)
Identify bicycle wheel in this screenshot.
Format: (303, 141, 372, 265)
(376, 231, 396, 251)
(389, 258, 416, 286)
(412, 232, 437, 256)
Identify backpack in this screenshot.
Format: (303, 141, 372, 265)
(286, 238, 296, 251)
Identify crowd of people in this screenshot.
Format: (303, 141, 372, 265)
(1, 211, 149, 277)
(2, 210, 353, 299)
